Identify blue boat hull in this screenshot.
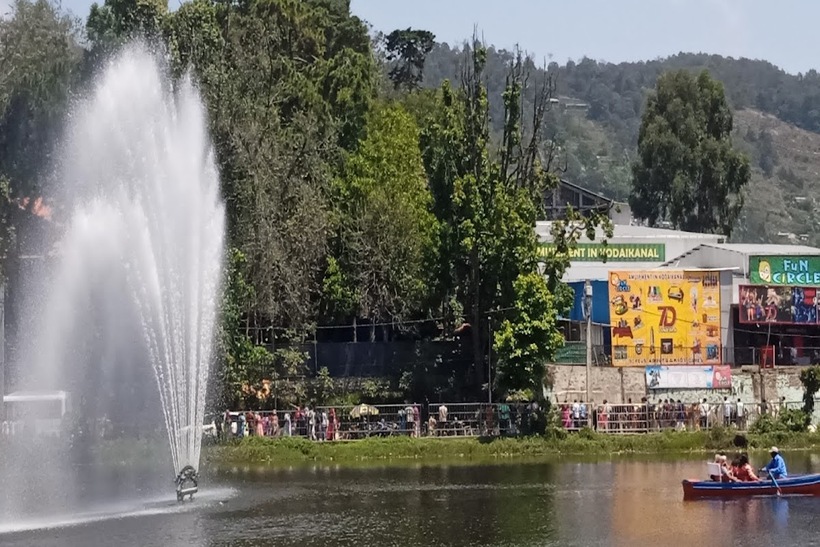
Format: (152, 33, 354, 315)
(683, 473, 820, 499)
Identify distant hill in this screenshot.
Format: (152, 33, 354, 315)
(421, 45, 820, 245)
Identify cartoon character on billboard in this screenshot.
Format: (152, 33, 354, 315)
(758, 260, 772, 283)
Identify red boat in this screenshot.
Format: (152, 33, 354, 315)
(682, 473, 820, 500)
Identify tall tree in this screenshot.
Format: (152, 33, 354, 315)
(418, 41, 585, 396)
(384, 28, 435, 91)
(0, 0, 83, 271)
(86, 0, 167, 50)
(163, 0, 378, 333)
(630, 69, 751, 236)
(326, 102, 438, 338)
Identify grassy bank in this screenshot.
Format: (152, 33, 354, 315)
(203, 427, 820, 467)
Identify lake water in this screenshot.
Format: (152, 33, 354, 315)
(3, 453, 820, 547)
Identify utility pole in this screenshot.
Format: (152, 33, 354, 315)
(584, 280, 593, 405)
(487, 317, 492, 404)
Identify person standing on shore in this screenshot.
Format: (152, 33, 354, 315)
(571, 400, 580, 429)
(699, 399, 710, 430)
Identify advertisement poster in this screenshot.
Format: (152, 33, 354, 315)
(739, 285, 820, 324)
(608, 270, 722, 367)
(645, 365, 732, 390)
(749, 256, 820, 286)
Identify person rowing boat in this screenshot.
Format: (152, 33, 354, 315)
(761, 446, 788, 480)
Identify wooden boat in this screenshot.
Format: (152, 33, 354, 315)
(683, 473, 820, 500)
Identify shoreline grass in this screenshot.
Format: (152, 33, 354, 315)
(202, 427, 820, 468)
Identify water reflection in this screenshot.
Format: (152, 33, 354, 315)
(5, 455, 820, 547)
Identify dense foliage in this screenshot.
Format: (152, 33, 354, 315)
(0, 0, 616, 407)
(11, 1, 817, 407)
(799, 366, 820, 416)
(630, 70, 751, 236)
(422, 46, 820, 245)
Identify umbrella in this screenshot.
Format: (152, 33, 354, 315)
(349, 403, 379, 419)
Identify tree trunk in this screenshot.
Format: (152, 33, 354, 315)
(352, 316, 357, 343)
(471, 247, 484, 389)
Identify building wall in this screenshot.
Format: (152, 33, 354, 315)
(567, 280, 609, 323)
(547, 364, 810, 411)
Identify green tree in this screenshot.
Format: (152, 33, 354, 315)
(327, 102, 438, 338)
(630, 69, 751, 236)
(163, 0, 378, 332)
(799, 366, 820, 416)
(417, 42, 606, 395)
(219, 248, 275, 409)
(494, 272, 564, 396)
(86, 0, 167, 52)
(383, 28, 435, 91)
(0, 0, 83, 274)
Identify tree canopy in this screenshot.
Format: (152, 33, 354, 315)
(630, 69, 751, 236)
(2, 0, 746, 407)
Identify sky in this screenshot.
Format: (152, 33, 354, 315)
(349, 0, 820, 75)
(4, 0, 817, 75)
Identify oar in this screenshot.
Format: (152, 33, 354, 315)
(763, 468, 783, 496)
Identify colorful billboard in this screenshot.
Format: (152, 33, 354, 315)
(608, 270, 722, 367)
(645, 365, 732, 390)
(749, 256, 820, 286)
(538, 243, 665, 262)
(739, 285, 820, 324)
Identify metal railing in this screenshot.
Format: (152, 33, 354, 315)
(217, 400, 805, 441)
(567, 400, 802, 433)
(219, 402, 544, 440)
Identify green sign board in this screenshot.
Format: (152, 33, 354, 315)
(750, 256, 820, 285)
(538, 243, 665, 262)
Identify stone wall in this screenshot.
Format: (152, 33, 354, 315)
(547, 365, 807, 408)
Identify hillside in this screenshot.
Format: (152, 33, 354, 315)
(420, 45, 820, 245)
(732, 109, 820, 245)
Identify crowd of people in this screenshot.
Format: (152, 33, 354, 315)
(559, 396, 790, 432)
(216, 402, 550, 441)
(711, 447, 789, 482)
(213, 396, 794, 442)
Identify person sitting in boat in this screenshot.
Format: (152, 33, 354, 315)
(733, 453, 760, 482)
(711, 454, 739, 482)
(761, 446, 788, 479)
(709, 453, 722, 481)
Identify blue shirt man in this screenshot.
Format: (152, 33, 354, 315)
(763, 447, 788, 479)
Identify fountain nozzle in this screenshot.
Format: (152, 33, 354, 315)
(175, 465, 199, 502)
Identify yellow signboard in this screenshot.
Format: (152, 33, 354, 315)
(608, 270, 722, 367)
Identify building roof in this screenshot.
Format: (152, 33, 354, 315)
(662, 243, 820, 268)
(706, 243, 820, 255)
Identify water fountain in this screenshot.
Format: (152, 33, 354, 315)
(1, 42, 225, 521)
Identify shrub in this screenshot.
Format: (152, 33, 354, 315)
(705, 425, 734, 449)
(749, 409, 809, 434)
(780, 408, 810, 432)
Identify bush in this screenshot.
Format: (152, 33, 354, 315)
(780, 409, 810, 432)
(749, 414, 779, 435)
(749, 409, 809, 434)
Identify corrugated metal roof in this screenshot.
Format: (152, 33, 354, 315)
(702, 243, 820, 255)
(661, 243, 820, 267)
